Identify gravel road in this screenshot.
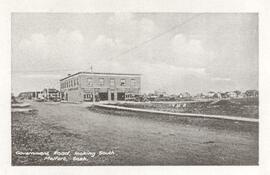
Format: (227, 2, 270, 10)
(12, 101, 258, 165)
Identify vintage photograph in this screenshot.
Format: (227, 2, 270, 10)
(11, 13, 258, 165)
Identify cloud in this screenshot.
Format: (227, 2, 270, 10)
(13, 16, 226, 95)
(171, 34, 213, 67)
(106, 13, 159, 46)
(87, 60, 208, 94)
(19, 33, 48, 56)
(89, 14, 212, 71)
(12, 13, 258, 94)
(69, 30, 84, 43)
(16, 29, 85, 71)
(93, 35, 127, 51)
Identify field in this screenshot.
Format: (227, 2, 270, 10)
(12, 101, 258, 165)
(109, 97, 259, 119)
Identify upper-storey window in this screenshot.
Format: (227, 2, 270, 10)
(120, 79, 126, 86)
(131, 79, 136, 87)
(110, 79, 115, 86)
(99, 78, 104, 86)
(87, 78, 93, 86)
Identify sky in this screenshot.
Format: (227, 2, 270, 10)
(11, 13, 258, 95)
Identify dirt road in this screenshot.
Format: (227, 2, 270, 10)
(12, 102, 258, 165)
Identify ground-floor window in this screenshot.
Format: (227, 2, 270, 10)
(117, 92, 125, 101)
(99, 92, 108, 101)
(84, 93, 93, 101)
(125, 93, 135, 101)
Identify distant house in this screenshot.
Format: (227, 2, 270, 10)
(179, 93, 184, 98)
(43, 88, 60, 101)
(245, 90, 259, 97)
(36, 91, 43, 99)
(147, 93, 158, 101)
(221, 92, 229, 98)
(226, 91, 238, 98)
(18, 91, 35, 99)
(193, 93, 206, 99)
(207, 91, 216, 98)
(154, 89, 167, 97)
(238, 92, 247, 98)
(213, 92, 222, 99)
(234, 90, 242, 97)
(182, 92, 191, 98)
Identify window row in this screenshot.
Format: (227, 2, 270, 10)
(61, 78, 79, 89)
(87, 78, 137, 87)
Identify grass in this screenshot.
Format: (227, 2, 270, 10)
(90, 106, 258, 135)
(108, 97, 259, 119)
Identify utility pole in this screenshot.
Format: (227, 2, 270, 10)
(90, 64, 95, 103)
(90, 65, 93, 73)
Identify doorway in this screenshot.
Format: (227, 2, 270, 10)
(111, 92, 114, 101)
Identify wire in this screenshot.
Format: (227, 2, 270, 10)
(85, 14, 203, 71)
(12, 14, 203, 73)
(110, 14, 202, 60)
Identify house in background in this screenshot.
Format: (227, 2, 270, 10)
(182, 92, 191, 98)
(43, 88, 60, 101)
(33, 91, 43, 99)
(245, 90, 259, 97)
(207, 91, 216, 98)
(226, 91, 238, 98)
(179, 92, 191, 99)
(193, 93, 206, 99)
(154, 89, 167, 97)
(18, 91, 35, 99)
(213, 92, 222, 99)
(234, 90, 242, 97)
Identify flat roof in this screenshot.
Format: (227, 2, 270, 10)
(60, 71, 141, 81)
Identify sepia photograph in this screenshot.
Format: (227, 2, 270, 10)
(11, 12, 258, 166)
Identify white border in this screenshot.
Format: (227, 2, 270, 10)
(1, 0, 269, 175)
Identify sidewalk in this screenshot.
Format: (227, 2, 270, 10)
(94, 104, 258, 123)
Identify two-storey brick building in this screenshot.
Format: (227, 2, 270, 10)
(59, 72, 141, 102)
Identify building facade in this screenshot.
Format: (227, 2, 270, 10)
(60, 72, 141, 102)
(18, 91, 35, 99)
(43, 88, 60, 101)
